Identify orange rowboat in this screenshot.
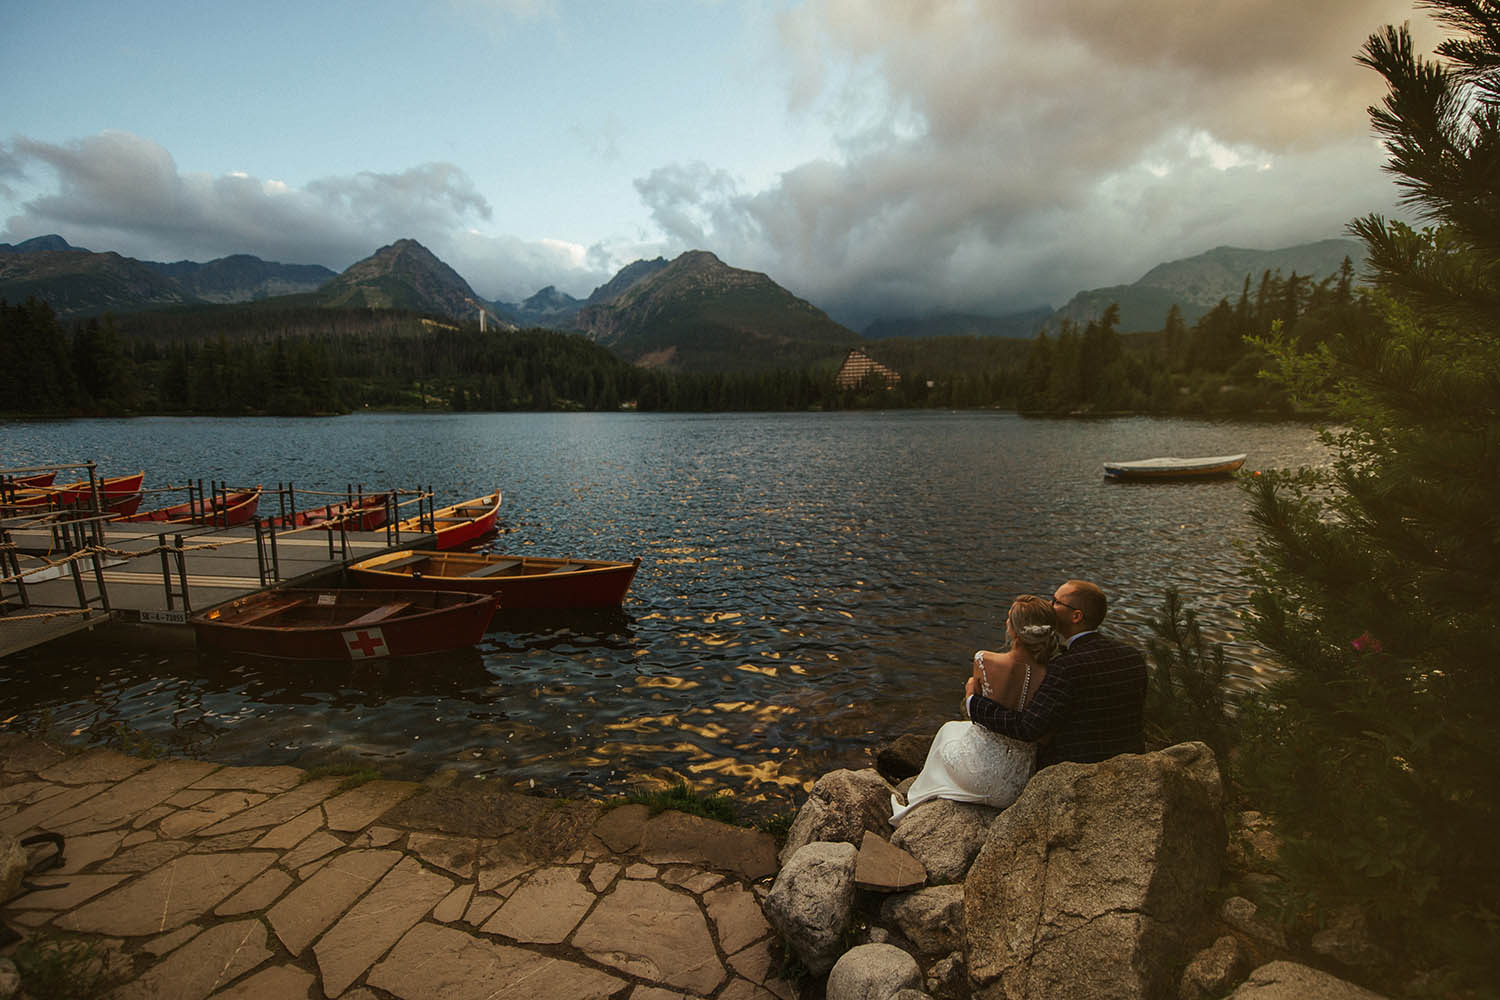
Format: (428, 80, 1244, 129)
(119, 486, 262, 527)
(395, 491, 501, 550)
(348, 550, 641, 609)
(265, 492, 393, 532)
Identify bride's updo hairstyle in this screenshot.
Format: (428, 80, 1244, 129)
(1008, 594, 1062, 664)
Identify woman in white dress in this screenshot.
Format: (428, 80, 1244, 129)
(890, 595, 1061, 824)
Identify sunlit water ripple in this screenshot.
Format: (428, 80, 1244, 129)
(0, 411, 1328, 817)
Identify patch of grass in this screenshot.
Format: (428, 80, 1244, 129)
(93, 720, 163, 759)
(755, 810, 796, 842)
(626, 778, 736, 824)
(11, 933, 122, 1000)
(300, 764, 382, 791)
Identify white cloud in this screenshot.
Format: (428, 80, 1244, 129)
(0, 130, 609, 301)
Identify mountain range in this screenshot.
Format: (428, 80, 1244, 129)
(0, 232, 1365, 370)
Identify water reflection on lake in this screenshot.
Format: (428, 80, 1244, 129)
(0, 411, 1328, 816)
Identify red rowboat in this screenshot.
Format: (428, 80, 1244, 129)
(4, 471, 55, 488)
(119, 486, 262, 527)
(347, 550, 641, 609)
(3, 470, 145, 511)
(192, 588, 498, 660)
(265, 492, 393, 532)
(395, 490, 501, 550)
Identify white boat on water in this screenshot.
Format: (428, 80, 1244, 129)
(1102, 453, 1247, 480)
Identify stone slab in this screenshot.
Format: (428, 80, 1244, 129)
(196, 777, 343, 837)
(367, 921, 625, 1000)
(253, 807, 325, 850)
(210, 963, 317, 1000)
(279, 831, 343, 871)
(216, 868, 294, 916)
(55, 828, 126, 873)
(38, 748, 151, 785)
(433, 884, 473, 923)
(639, 811, 778, 880)
(705, 883, 772, 955)
(0, 782, 109, 836)
(407, 832, 482, 878)
(41, 758, 220, 834)
(592, 803, 649, 853)
(854, 830, 927, 892)
(190, 765, 302, 793)
(322, 780, 420, 832)
(314, 855, 454, 996)
(10, 873, 127, 910)
(116, 918, 271, 1000)
(266, 848, 402, 955)
(573, 878, 726, 994)
(55, 851, 275, 935)
(160, 790, 268, 838)
(482, 866, 594, 944)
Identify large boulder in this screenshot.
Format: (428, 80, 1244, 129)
(964, 742, 1227, 1000)
(875, 734, 932, 784)
(879, 885, 964, 957)
(0, 834, 25, 904)
(763, 841, 859, 976)
(1226, 961, 1389, 999)
(890, 798, 999, 884)
(826, 943, 922, 1000)
(781, 769, 897, 863)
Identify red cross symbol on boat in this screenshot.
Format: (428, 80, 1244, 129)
(342, 628, 389, 659)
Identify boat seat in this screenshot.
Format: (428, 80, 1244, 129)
(225, 598, 305, 627)
(462, 559, 521, 578)
(345, 601, 412, 627)
(546, 563, 586, 574)
(374, 553, 430, 571)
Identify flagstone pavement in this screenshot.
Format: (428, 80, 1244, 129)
(0, 734, 797, 1000)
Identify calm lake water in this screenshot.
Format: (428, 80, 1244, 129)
(0, 411, 1327, 816)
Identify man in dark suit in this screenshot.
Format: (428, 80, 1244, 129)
(965, 579, 1147, 769)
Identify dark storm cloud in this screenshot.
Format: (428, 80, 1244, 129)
(636, 0, 1430, 326)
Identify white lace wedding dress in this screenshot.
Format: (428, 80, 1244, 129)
(889, 655, 1037, 825)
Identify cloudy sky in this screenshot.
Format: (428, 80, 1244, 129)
(2, 0, 1436, 327)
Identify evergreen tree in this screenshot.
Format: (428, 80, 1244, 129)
(1240, 5, 1500, 989)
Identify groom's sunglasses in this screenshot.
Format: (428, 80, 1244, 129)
(1051, 596, 1081, 612)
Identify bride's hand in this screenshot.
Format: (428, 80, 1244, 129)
(965, 674, 980, 699)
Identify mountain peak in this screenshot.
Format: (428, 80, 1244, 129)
(321, 238, 483, 319)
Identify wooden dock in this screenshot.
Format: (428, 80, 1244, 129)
(0, 517, 434, 657)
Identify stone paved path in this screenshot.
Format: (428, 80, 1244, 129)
(0, 735, 796, 999)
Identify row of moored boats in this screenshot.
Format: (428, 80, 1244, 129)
(2, 472, 640, 662)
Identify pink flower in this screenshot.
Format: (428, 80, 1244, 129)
(1352, 631, 1383, 654)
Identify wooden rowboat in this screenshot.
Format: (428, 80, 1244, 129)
(1102, 453, 1247, 480)
(119, 486, 263, 526)
(395, 490, 501, 550)
(3, 470, 145, 511)
(347, 550, 641, 609)
(265, 492, 393, 532)
(192, 588, 499, 660)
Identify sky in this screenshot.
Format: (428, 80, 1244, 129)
(1, 0, 1439, 328)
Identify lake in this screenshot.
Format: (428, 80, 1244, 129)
(0, 411, 1328, 816)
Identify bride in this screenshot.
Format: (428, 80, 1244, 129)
(890, 594, 1060, 824)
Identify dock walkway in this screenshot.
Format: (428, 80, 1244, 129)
(0, 518, 430, 657)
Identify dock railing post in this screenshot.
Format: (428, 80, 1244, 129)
(158, 533, 174, 608)
(1, 529, 30, 611)
(174, 534, 191, 613)
(254, 517, 268, 587)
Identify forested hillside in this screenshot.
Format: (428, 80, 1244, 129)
(1, 256, 1365, 418)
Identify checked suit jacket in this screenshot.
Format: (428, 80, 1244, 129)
(968, 630, 1148, 769)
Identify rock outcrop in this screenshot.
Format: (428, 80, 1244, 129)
(963, 741, 1225, 1000)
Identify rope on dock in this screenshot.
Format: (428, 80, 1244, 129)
(0, 537, 248, 585)
(0, 606, 98, 622)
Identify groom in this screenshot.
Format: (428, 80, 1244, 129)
(965, 579, 1147, 769)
